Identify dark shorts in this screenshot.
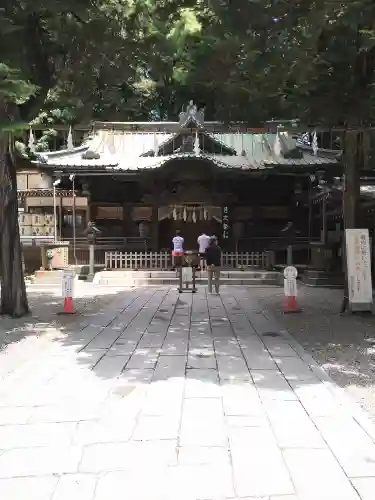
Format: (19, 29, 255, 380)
(172, 252, 184, 267)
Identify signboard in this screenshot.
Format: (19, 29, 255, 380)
(96, 206, 123, 219)
(284, 266, 298, 297)
(25, 197, 87, 208)
(222, 206, 230, 239)
(345, 229, 373, 311)
(62, 269, 74, 298)
(133, 206, 152, 221)
(182, 267, 193, 283)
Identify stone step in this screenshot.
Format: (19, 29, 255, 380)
(95, 270, 280, 279)
(32, 269, 281, 286)
(95, 277, 281, 286)
(301, 270, 344, 288)
(32, 269, 79, 285)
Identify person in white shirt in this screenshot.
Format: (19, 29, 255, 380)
(197, 232, 210, 270)
(172, 229, 184, 268)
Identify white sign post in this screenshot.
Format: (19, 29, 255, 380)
(283, 266, 300, 313)
(345, 229, 373, 312)
(182, 267, 193, 287)
(60, 269, 75, 314)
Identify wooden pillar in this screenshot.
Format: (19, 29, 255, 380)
(122, 205, 132, 237)
(321, 196, 327, 245)
(59, 196, 63, 240)
(86, 198, 91, 225)
(85, 206, 90, 227)
(152, 206, 159, 251)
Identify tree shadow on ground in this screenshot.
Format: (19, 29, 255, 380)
(253, 286, 375, 421)
(0, 287, 370, 500)
(0, 287, 349, 425)
(0, 286, 362, 436)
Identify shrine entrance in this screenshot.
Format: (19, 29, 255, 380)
(158, 205, 222, 250)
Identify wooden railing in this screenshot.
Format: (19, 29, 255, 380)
(105, 252, 171, 270)
(65, 237, 150, 250)
(222, 252, 269, 268)
(104, 251, 270, 270)
(235, 236, 318, 252)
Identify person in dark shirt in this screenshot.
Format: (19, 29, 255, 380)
(204, 236, 222, 293)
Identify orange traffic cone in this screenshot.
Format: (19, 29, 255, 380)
(58, 296, 76, 315)
(284, 295, 301, 314)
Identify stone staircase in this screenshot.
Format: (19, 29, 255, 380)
(301, 269, 344, 288)
(31, 268, 87, 285)
(31, 270, 68, 285)
(93, 269, 282, 286)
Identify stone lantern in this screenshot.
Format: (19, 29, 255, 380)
(84, 221, 101, 280)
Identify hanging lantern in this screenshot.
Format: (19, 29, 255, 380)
(172, 206, 177, 220)
(183, 206, 187, 221)
(192, 209, 197, 223)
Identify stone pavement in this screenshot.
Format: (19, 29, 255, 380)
(0, 286, 375, 499)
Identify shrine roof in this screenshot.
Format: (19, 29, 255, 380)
(34, 124, 339, 173)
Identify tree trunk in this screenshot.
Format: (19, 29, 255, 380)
(0, 138, 29, 317)
(341, 129, 361, 313)
(342, 130, 361, 230)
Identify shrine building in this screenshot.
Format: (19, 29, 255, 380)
(18, 101, 375, 274)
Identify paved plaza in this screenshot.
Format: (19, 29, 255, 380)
(0, 286, 375, 499)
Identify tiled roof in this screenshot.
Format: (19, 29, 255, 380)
(360, 185, 375, 197)
(110, 153, 262, 171)
(34, 125, 339, 171)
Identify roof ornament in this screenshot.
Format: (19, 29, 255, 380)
(194, 130, 200, 155)
(28, 128, 36, 153)
(179, 100, 205, 127)
(273, 130, 282, 157)
(187, 100, 197, 116)
(153, 132, 158, 157)
(67, 126, 74, 150)
(312, 130, 318, 156)
(82, 150, 100, 160)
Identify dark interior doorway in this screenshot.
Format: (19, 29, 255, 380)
(158, 218, 221, 250)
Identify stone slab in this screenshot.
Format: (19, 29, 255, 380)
(0, 285, 374, 500)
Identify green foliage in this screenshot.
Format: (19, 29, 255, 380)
(0, 63, 36, 104)
(201, 0, 375, 125)
(2, 0, 375, 130)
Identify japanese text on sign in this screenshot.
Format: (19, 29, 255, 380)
(222, 206, 229, 239)
(283, 266, 298, 297)
(345, 229, 372, 308)
(62, 269, 74, 298)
